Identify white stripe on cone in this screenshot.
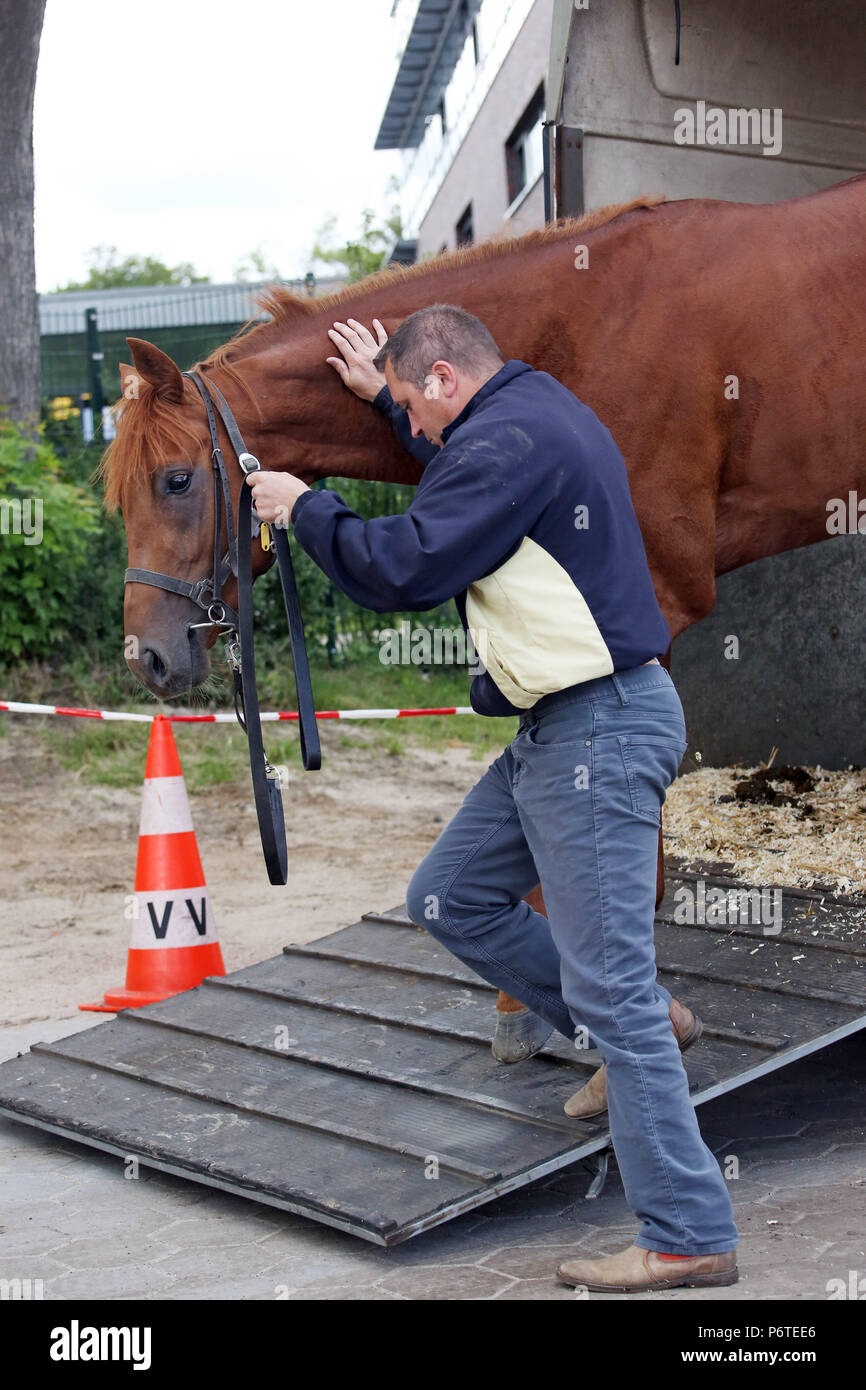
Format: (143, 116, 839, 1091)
(138, 776, 194, 837)
(129, 888, 217, 950)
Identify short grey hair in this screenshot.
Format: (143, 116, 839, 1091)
(373, 303, 503, 390)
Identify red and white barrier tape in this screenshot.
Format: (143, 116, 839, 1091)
(0, 700, 475, 724)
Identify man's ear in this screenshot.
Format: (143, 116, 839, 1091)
(126, 338, 184, 404)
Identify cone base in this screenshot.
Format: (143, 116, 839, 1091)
(79, 987, 174, 1013)
(79, 944, 226, 1014)
(79, 986, 175, 1013)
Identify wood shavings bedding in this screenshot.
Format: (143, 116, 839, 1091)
(663, 763, 866, 897)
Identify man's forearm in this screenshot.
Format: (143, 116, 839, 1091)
(289, 487, 454, 612)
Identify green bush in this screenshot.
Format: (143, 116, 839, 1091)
(0, 417, 100, 660)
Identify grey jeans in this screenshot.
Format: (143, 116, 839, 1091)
(406, 664, 738, 1254)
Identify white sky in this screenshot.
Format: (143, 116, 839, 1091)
(33, 0, 403, 292)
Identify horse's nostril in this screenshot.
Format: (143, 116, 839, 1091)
(144, 647, 168, 682)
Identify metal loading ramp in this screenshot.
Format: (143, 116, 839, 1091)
(1, 865, 865, 1246)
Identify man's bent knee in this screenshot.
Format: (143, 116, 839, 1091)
(406, 866, 447, 933)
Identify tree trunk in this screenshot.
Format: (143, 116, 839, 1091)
(0, 0, 46, 423)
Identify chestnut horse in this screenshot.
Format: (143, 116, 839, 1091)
(101, 174, 866, 1033)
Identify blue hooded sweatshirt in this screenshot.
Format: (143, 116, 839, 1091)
(289, 359, 671, 717)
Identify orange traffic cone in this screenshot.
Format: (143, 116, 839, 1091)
(80, 716, 225, 1012)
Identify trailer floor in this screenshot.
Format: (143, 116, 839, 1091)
(1, 865, 865, 1246)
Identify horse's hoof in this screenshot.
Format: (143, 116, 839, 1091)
(491, 1007, 554, 1062)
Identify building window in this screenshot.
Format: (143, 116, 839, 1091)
(455, 203, 474, 246)
(505, 83, 545, 208)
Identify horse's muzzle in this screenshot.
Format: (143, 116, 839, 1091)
(127, 627, 210, 699)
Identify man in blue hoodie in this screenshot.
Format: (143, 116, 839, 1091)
(246, 304, 739, 1291)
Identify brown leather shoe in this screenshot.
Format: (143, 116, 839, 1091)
(557, 1242, 738, 1291)
(564, 997, 703, 1119)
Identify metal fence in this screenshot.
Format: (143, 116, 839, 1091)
(39, 281, 308, 407)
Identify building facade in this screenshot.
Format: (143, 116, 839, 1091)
(377, 0, 552, 258)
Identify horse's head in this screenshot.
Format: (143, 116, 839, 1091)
(102, 337, 269, 699)
(102, 297, 425, 699)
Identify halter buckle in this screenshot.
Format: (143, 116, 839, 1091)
(188, 577, 213, 608)
(238, 452, 260, 474)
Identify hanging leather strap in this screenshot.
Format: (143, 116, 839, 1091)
(199, 374, 322, 774)
(272, 522, 321, 773)
(201, 377, 321, 884)
(235, 475, 289, 884)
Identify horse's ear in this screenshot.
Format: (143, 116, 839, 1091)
(118, 362, 143, 402)
(126, 338, 184, 404)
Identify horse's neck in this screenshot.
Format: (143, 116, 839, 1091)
(219, 341, 414, 485)
(218, 227, 614, 485)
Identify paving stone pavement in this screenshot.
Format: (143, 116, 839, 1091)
(1, 1014, 864, 1302)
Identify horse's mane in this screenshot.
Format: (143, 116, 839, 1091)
(255, 192, 666, 336)
(99, 192, 665, 509)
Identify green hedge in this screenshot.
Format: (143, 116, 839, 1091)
(0, 417, 102, 660)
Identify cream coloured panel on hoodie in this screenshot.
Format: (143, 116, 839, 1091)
(465, 535, 613, 708)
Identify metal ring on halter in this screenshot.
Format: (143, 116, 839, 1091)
(188, 601, 235, 631)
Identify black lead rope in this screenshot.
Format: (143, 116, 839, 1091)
(235, 477, 288, 884)
(272, 523, 321, 772)
(187, 371, 322, 885)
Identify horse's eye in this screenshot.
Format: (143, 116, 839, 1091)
(167, 472, 191, 494)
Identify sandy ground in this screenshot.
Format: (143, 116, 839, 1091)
(0, 719, 488, 1027)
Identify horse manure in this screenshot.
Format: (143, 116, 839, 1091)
(733, 764, 817, 809)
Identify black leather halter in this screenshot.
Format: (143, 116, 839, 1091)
(123, 370, 321, 884)
(124, 371, 247, 632)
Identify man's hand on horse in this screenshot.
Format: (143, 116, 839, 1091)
(326, 317, 388, 401)
(245, 469, 310, 528)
